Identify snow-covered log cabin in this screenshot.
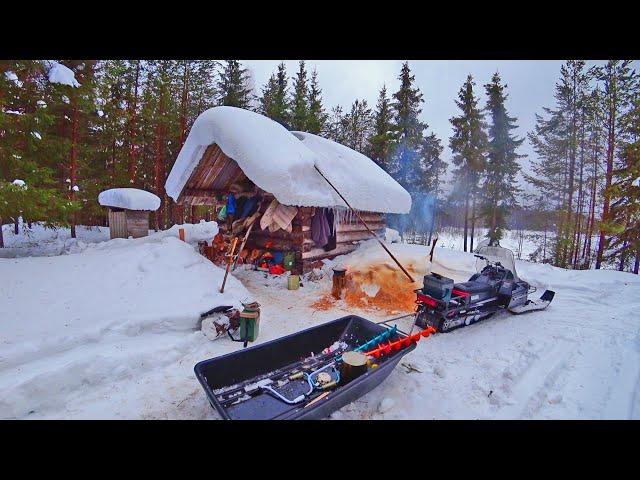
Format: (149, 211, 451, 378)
(165, 106, 411, 273)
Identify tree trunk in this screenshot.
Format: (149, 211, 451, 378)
(470, 194, 476, 252)
(70, 98, 79, 239)
(179, 61, 189, 149)
(128, 60, 140, 184)
(595, 100, 616, 270)
(463, 193, 469, 252)
(634, 253, 639, 275)
(154, 87, 166, 231)
(0, 217, 4, 248)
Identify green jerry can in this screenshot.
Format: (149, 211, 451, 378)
(283, 251, 295, 271)
(239, 301, 260, 344)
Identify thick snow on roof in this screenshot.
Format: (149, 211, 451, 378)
(46, 61, 80, 88)
(98, 188, 160, 211)
(293, 131, 411, 214)
(165, 106, 411, 213)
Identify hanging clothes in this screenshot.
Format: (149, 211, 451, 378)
(226, 194, 236, 215)
(260, 198, 298, 233)
(239, 194, 259, 220)
(323, 208, 337, 251)
(311, 207, 331, 248)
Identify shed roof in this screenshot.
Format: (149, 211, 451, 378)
(165, 106, 411, 214)
(98, 188, 160, 211)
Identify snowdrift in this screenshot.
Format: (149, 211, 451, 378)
(0, 231, 249, 419)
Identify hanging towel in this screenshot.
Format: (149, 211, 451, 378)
(272, 203, 298, 233)
(311, 207, 330, 247)
(260, 198, 298, 233)
(260, 199, 279, 231)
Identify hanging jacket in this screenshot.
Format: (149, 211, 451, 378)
(226, 193, 236, 215)
(323, 208, 337, 251)
(311, 207, 330, 248)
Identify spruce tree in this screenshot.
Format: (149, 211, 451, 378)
(417, 133, 446, 243)
(367, 85, 396, 171)
(482, 72, 524, 245)
(390, 62, 426, 193)
(324, 105, 347, 144)
(306, 69, 327, 134)
(290, 61, 309, 131)
(216, 60, 253, 109)
(342, 99, 372, 153)
(259, 62, 290, 127)
(449, 74, 488, 251)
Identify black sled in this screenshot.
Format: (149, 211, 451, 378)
(194, 315, 417, 420)
(415, 246, 555, 333)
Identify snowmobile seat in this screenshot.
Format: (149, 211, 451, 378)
(453, 281, 492, 294)
(453, 281, 494, 297)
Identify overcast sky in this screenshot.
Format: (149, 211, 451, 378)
(243, 60, 639, 192)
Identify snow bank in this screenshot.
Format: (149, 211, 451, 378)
(0, 235, 250, 419)
(98, 188, 160, 211)
(385, 228, 401, 243)
(165, 106, 411, 213)
(46, 61, 80, 88)
(153, 220, 219, 244)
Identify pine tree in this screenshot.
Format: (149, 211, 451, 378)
(216, 60, 253, 109)
(306, 69, 327, 134)
(290, 61, 309, 131)
(526, 62, 595, 267)
(389, 62, 426, 193)
(606, 77, 640, 272)
(482, 72, 524, 244)
(367, 85, 396, 171)
(449, 74, 488, 252)
(259, 62, 290, 127)
(342, 99, 372, 153)
(594, 60, 637, 269)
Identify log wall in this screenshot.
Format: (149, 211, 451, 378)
(243, 202, 385, 274)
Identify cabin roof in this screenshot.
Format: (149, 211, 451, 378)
(165, 106, 411, 214)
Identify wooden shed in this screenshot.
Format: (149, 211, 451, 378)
(164, 107, 411, 274)
(98, 188, 161, 239)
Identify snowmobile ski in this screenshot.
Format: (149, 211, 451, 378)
(508, 290, 555, 315)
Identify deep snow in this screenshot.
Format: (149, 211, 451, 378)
(1, 226, 639, 419)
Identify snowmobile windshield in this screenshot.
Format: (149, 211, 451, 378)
(475, 246, 519, 281)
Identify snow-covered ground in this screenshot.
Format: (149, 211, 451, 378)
(1, 224, 639, 419)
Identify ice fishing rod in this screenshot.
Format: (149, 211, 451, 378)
(313, 165, 415, 284)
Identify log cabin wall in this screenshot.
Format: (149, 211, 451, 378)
(175, 142, 388, 273)
(244, 200, 385, 274)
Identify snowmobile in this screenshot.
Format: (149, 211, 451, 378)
(415, 246, 555, 333)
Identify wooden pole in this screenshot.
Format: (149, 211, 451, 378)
(220, 237, 239, 293)
(313, 165, 415, 283)
(232, 217, 258, 272)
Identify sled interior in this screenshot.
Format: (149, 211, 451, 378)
(194, 315, 415, 420)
